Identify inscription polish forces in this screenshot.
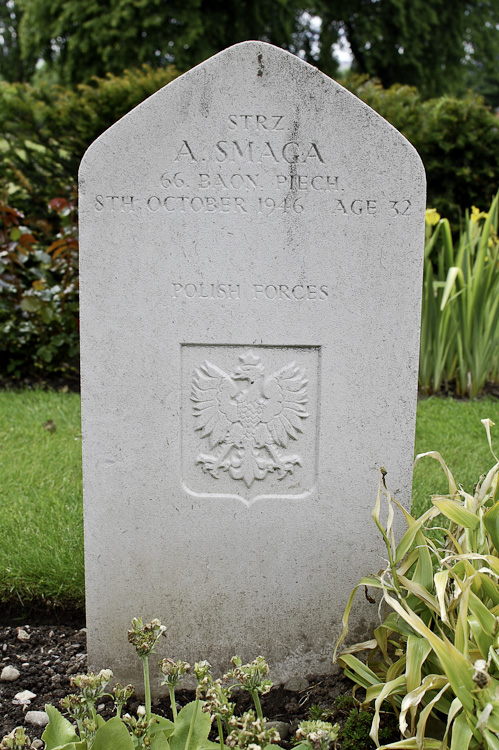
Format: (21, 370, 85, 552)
(172, 282, 329, 301)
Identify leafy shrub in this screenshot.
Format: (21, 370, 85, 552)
(0, 194, 79, 380)
(336, 419, 499, 749)
(346, 76, 499, 224)
(419, 191, 499, 396)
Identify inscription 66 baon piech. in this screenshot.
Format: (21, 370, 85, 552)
(191, 350, 309, 488)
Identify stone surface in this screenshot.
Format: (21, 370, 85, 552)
(24, 711, 49, 727)
(79, 41, 425, 687)
(0, 665, 20, 682)
(283, 676, 309, 693)
(267, 721, 290, 740)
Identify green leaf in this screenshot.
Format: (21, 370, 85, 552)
(432, 498, 480, 529)
(150, 732, 170, 750)
(406, 635, 432, 696)
(150, 714, 175, 739)
(483, 727, 499, 750)
(169, 701, 211, 750)
(382, 590, 475, 713)
(20, 295, 42, 312)
(42, 704, 80, 750)
(9, 227, 21, 241)
(440, 266, 462, 310)
(337, 654, 381, 689)
(484, 502, 499, 553)
(92, 717, 134, 750)
(378, 738, 442, 748)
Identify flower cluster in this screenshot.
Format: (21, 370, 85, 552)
(113, 683, 135, 715)
(202, 678, 236, 723)
(127, 617, 167, 658)
(194, 660, 213, 699)
(123, 705, 151, 745)
(295, 720, 339, 750)
(0, 728, 31, 750)
(225, 656, 272, 695)
(226, 710, 280, 750)
(70, 669, 113, 701)
(159, 658, 191, 687)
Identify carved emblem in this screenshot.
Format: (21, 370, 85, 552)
(191, 350, 309, 487)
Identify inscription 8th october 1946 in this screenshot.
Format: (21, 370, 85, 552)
(94, 192, 412, 217)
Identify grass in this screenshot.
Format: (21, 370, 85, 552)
(0, 389, 83, 606)
(0, 390, 497, 608)
(412, 394, 499, 517)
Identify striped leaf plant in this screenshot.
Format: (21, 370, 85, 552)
(335, 418, 499, 749)
(419, 191, 499, 397)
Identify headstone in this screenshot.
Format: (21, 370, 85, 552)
(79, 41, 425, 686)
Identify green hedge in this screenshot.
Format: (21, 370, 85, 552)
(346, 76, 499, 222)
(1, 66, 498, 381)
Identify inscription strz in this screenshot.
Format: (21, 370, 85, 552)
(191, 350, 309, 487)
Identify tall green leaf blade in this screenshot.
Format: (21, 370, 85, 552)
(383, 591, 475, 713)
(432, 498, 480, 529)
(378, 738, 442, 749)
(337, 654, 381, 688)
(450, 711, 473, 750)
(484, 502, 499, 553)
(483, 727, 499, 750)
(406, 636, 432, 696)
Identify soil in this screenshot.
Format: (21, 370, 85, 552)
(0, 620, 391, 748)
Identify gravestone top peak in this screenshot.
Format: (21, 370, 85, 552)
(79, 41, 425, 686)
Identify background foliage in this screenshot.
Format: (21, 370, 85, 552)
(1, 0, 497, 106)
(0, 63, 498, 383)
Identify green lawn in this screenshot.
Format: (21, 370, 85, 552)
(0, 390, 498, 607)
(0, 389, 83, 605)
(412, 395, 499, 516)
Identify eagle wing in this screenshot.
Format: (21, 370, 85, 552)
(258, 362, 309, 447)
(191, 361, 239, 449)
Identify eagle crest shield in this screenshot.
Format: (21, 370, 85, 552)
(191, 350, 309, 487)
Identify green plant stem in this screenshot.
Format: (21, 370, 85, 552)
(185, 697, 199, 750)
(76, 718, 84, 739)
(217, 716, 224, 750)
(142, 656, 152, 723)
(169, 685, 177, 720)
(252, 690, 263, 721)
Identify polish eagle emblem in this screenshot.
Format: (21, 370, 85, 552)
(191, 350, 309, 487)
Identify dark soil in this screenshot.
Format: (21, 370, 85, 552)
(0, 622, 397, 748)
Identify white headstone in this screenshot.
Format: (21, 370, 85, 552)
(79, 41, 425, 686)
